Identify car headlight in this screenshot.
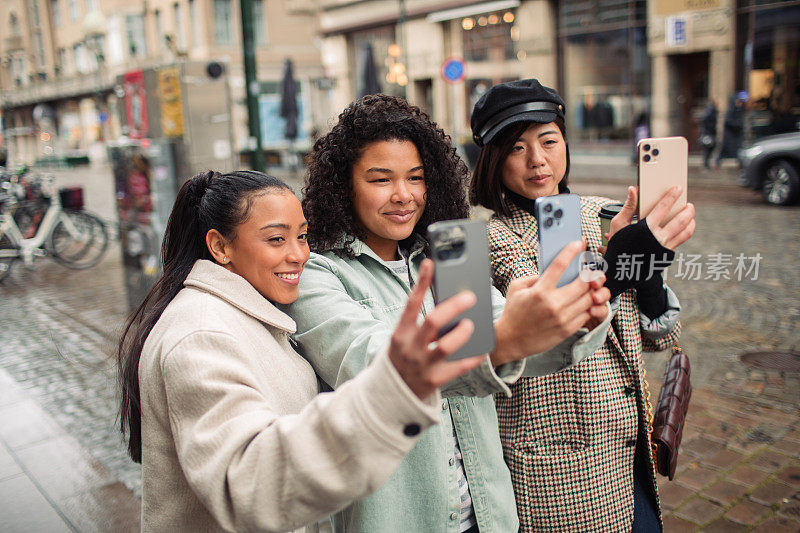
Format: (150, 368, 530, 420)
(740, 145, 764, 160)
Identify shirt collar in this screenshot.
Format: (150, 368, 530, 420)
(337, 233, 429, 263)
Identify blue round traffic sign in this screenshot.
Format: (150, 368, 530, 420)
(441, 58, 466, 83)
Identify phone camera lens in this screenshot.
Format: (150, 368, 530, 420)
(544, 218, 554, 228)
(643, 144, 651, 152)
(554, 208, 563, 219)
(643, 154, 651, 162)
(543, 204, 553, 213)
(652, 148, 659, 156)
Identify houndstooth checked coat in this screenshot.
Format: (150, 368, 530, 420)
(488, 195, 681, 531)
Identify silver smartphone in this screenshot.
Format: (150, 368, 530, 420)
(534, 194, 583, 288)
(428, 219, 496, 361)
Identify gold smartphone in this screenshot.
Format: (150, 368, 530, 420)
(637, 136, 688, 222)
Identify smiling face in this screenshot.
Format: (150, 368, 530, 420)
(351, 139, 427, 261)
(501, 122, 568, 200)
(218, 191, 310, 304)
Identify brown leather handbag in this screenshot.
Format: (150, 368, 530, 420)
(644, 346, 692, 480)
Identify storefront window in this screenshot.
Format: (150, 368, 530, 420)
(462, 10, 517, 62)
(736, 2, 800, 139)
(557, 0, 649, 143)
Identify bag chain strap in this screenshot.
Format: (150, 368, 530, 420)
(642, 365, 657, 471)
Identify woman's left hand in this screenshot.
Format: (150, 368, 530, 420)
(599, 185, 696, 253)
(645, 186, 696, 250)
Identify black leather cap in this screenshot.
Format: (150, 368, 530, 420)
(470, 79, 566, 146)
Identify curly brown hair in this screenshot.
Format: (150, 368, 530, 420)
(303, 94, 470, 257)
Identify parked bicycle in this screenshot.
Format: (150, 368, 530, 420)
(0, 173, 109, 282)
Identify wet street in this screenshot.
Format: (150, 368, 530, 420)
(1, 160, 798, 531)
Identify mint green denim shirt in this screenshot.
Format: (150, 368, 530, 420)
(282, 236, 611, 532)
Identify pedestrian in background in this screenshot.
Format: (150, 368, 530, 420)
(285, 94, 612, 533)
(715, 93, 746, 168)
(117, 169, 486, 532)
(699, 99, 719, 169)
(469, 79, 696, 531)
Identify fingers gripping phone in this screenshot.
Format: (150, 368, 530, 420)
(637, 136, 688, 222)
(534, 194, 583, 288)
(428, 220, 496, 361)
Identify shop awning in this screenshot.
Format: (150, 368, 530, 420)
(426, 0, 520, 23)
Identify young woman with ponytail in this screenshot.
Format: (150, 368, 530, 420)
(117, 170, 484, 533)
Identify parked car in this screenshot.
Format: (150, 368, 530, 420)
(739, 132, 800, 206)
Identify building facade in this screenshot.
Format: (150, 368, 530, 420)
(1, 0, 327, 166)
(317, 0, 799, 152)
(4, 0, 798, 166)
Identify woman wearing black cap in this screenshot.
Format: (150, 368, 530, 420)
(469, 79, 696, 531)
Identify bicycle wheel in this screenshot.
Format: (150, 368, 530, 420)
(49, 210, 109, 269)
(0, 233, 18, 282)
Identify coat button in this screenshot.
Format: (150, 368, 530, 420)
(450, 512, 458, 520)
(626, 439, 636, 447)
(449, 457, 455, 466)
(442, 400, 448, 411)
(624, 385, 635, 397)
(403, 424, 421, 437)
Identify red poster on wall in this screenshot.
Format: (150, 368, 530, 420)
(124, 70, 149, 139)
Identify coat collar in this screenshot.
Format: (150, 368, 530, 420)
(499, 199, 540, 246)
(499, 188, 575, 245)
(183, 260, 296, 333)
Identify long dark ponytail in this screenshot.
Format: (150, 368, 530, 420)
(117, 169, 291, 463)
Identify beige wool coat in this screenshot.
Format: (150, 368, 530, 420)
(138, 260, 440, 533)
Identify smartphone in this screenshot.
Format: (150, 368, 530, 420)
(637, 136, 688, 222)
(428, 219, 496, 361)
(534, 193, 583, 288)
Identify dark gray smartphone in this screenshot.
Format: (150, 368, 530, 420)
(427, 219, 496, 361)
(534, 194, 583, 288)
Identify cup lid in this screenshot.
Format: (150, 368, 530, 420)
(599, 203, 624, 218)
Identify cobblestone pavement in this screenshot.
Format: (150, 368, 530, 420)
(0, 160, 797, 531)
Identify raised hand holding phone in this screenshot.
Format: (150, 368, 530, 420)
(387, 259, 484, 400)
(491, 241, 610, 366)
(600, 186, 696, 254)
(644, 186, 696, 250)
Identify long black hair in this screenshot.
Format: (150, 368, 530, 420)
(303, 94, 470, 258)
(117, 169, 291, 463)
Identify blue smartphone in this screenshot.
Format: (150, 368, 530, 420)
(534, 194, 583, 288)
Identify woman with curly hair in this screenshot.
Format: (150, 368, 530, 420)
(282, 94, 615, 532)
